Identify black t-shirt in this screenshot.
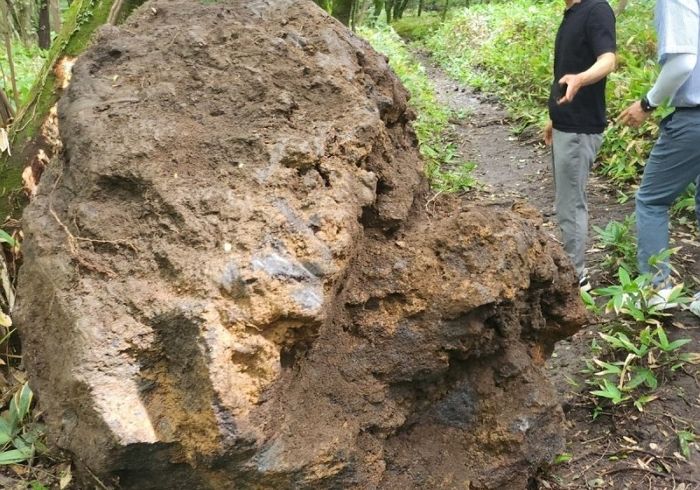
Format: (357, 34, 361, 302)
(549, 0, 616, 134)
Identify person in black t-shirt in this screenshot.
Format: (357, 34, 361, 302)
(543, 0, 616, 291)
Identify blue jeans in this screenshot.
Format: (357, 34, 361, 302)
(636, 109, 700, 283)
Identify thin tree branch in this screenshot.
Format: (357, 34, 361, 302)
(2, 8, 19, 110)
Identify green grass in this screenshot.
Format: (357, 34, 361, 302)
(421, 0, 659, 183)
(360, 25, 477, 193)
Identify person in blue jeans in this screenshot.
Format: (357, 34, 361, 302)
(619, 0, 700, 312)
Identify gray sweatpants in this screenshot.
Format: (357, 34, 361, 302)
(552, 129, 604, 279)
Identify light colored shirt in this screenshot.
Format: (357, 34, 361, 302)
(655, 0, 700, 106)
(647, 53, 698, 106)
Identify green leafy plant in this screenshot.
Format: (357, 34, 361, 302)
(0, 383, 43, 465)
(594, 265, 690, 324)
(671, 183, 698, 229)
(585, 325, 693, 412)
(593, 215, 637, 275)
(553, 453, 573, 464)
(432, 161, 479, 193)
(0, 229, 17, 249)
(581, 288, 601, 314)
(677, 430, 696, 460)
(589, 378, 629, 406)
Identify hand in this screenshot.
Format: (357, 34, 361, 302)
(618, 101, 650, 128)
(543, 120, 553, 146)
(557, 74, 583, 105)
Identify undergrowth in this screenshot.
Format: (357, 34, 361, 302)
(392, 13, 443, 42)
(360, 26, 478, 193)
(593, 214, 637, 276)
(579, 254, 699, 429)
(420, 0, 659, 184)
(0, 42, 47, 110)
(0, 229, 51, 484)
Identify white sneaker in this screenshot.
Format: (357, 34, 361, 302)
(689, 292, 700, 317)
(647, 285, 682, 311)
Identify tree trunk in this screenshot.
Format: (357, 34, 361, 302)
(3, 15, 19, 109)
(312, 0, 327, 11)
(615, 0, 628, 15)
(350, 0, 356, 30)
(353, 0, 370, 25)
(385, 0, 393, 23)
(109, 0, 146, 24)
(2, 0, 30, 44)
(331, 0, 354, 26)
(37, 0, 51, 49)
(441, 0, 449, 22)
(0, 0, 145, 215)
(17, 0, 35, 45)
(370, 0, 382, 24)
(418, 0, 424, 16)
(0, 89, 14, 128)
(49, 0, 61, 34)
(393, 0, 409, 19)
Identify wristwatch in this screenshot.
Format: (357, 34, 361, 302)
(640, 95, 657, 113)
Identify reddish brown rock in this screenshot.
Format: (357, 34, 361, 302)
(15, 0, 586, 488)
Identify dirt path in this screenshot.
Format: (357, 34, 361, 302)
(420, 57, 700, 489)
(421, 55, 631, 235)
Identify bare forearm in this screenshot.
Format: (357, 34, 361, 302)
(557, 52, 616, 105)
(578, 52, 616, 86)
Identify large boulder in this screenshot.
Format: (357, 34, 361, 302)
(15, 0, 586, 488)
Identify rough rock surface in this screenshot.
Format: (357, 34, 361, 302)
(15, 0, 587, 488)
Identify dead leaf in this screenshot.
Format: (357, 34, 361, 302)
(680, 239, 700, 248)
(0, 128, 10, 156)
(682, 353, 700, 364)
(657, 459, 671, 474)
(59, 464, 72, 489)
(0, 312, 11, 328)
(10, 464, 27, 476)
(0, 252, 14, 311)
(636, 457, 650, 470)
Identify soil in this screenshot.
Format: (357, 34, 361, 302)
(13, 2, 589, 488)
(419, 55, 700, 489)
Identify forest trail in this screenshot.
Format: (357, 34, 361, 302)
(419, 54, 630, 238)
(419, 56, 700, 488)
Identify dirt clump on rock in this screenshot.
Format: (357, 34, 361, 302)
(15, 0, 586, 488)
